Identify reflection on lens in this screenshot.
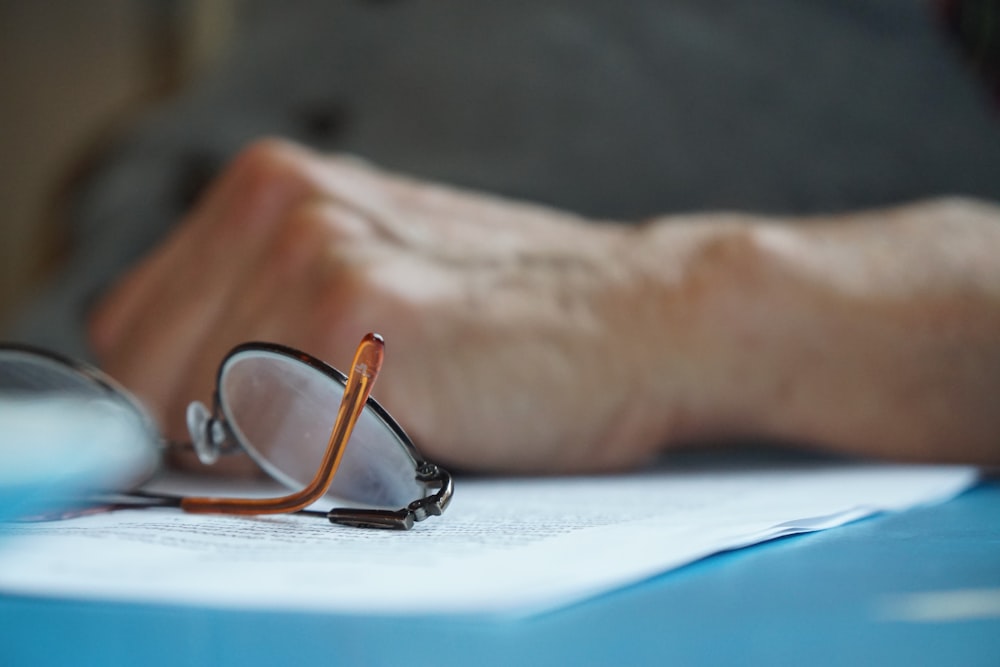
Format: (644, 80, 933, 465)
(219, 349, 424, 509)
(0, 348, 108, 395)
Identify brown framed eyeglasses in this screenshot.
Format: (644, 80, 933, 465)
(0, 333, 453, 530)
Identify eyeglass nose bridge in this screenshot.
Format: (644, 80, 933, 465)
(187, 400, 231, 465)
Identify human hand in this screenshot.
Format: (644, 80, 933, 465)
(88, 139, 705, 473)
(90, 139, 1000, 472)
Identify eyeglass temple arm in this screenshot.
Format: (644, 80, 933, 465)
(326, 463, 454, 530)
(180, 333, 385, 516)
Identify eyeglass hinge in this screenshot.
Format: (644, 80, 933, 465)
(326, 463, 454, 530)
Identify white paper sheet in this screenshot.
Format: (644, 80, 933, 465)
(0, 457, 976, 616)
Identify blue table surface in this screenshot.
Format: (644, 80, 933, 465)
(1, 477, 998, 667)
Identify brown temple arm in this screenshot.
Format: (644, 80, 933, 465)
(180, 333, 385, 515)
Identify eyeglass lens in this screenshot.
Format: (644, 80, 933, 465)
(216, 349, 425, 509)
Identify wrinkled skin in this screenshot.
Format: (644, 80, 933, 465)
(89, 139, 1000, 474)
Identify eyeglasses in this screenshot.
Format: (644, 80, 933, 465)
(0, 334, 452, 530)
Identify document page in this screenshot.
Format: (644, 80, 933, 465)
(0, 457, 976, 616)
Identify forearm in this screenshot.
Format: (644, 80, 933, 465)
(619, 197, 1000, 464)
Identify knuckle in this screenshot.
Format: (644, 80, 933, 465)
(218, 139, 321, 224)
(231, 137, 310, 180)
(299, 200, 372, 243)
(265, 200, 377, 292)
(233, 141, 296, 190)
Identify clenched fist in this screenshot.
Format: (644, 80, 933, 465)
(89, 138, 1000, 473)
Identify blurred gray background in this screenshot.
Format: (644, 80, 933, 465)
(0, 0, 236, 329)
